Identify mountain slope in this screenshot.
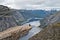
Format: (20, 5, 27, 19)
(19, 10, 57, 20)
(29, 11, 60, 40)
(0, 5, 25, 32)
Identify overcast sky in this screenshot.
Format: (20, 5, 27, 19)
(0, 0, 60, 10)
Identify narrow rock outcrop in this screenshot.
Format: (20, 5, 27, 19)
(0, 25, 31, 40)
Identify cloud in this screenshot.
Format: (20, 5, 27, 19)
(0, 0, 60, 10)
(0, 0, 6, 4)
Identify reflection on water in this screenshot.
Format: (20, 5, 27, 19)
(19, 26, 42, 40)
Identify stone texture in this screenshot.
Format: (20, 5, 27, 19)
(0, 25, 31, 40)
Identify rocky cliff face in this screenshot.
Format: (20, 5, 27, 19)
(0, 5, 24, 32)
(29, 23, 60, 40)
(0, 5, 9, 13)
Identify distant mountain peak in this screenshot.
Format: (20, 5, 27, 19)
(0, 5, 10, 15)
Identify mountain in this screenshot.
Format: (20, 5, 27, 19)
(0, 5, 25, 32)
(18, 10, 57, 20)
(11, 9, 56, 25)
(17, 10, 58, 26)
(0, 5, 58, 32)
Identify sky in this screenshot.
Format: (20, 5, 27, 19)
(0, 0, 60, 10)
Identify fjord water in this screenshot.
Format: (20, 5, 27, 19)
(19, 20, 42, 40)
(18, 10, 58, 40)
